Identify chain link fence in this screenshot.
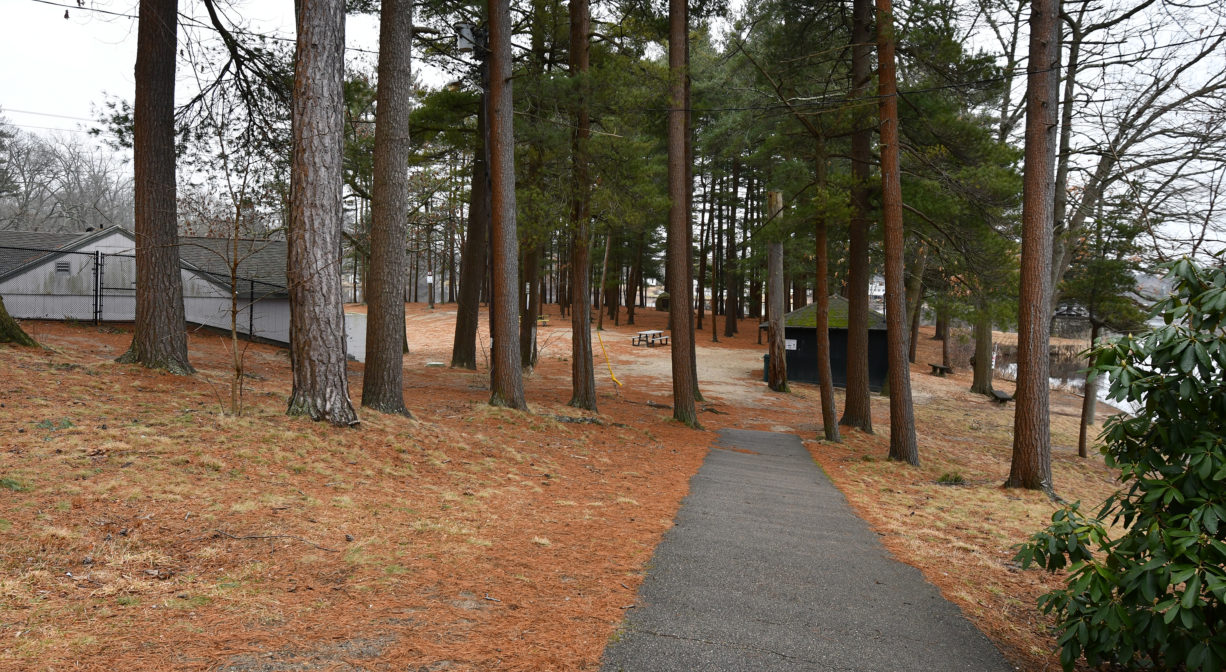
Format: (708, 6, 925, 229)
(0, 245, 289, 342)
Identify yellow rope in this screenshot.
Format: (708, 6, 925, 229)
(596, 329, 622, 388)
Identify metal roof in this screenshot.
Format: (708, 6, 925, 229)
(0, 227, 288, 297)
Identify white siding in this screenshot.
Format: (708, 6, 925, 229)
(1, 230, 291, 343)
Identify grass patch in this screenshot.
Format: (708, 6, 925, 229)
(937, 471, 966, 485)
(1, 477, 30, 492)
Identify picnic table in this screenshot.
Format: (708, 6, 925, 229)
(631, 330, 670, 347)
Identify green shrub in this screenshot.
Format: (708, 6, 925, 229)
(1015, 256, 1226, 671)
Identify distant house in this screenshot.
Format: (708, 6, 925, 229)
(0, 226, 292, 343)
(764, 296, 889, 392)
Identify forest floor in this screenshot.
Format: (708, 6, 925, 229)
(0, 304, 1120, 671)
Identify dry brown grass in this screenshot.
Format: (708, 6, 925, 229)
(0, 311, 1121, 671)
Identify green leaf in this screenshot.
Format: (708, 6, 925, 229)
(1182, 573, 1201, 609)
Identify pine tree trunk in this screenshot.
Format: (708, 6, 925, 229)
(667, 0, 697, 426)
(839, 0, 874, 433)
(695, 174, 709, 332)
(567, 0, 596, 410)
(1077, 322, 1100, 458)
(1007, 0, 1058, 492)
(119, 0, 193, 375)
(0, 296, 37, 346)
(684, 19, 702, 404)
(596, 233, 610, 331)
(362, 0, 413, 416)
(767, 225, 788, 393)
(487, 0, 526, 410)
(904, 243, 928, 363)
(724, 160, 740, 338)
(970, 300, 994, 395)
(877, 0, 918, 465)
(813, 141, 839, 442)
(451, 99, 489, 370)
(520, 244, 541, 369)
(286, 0, 357, 426)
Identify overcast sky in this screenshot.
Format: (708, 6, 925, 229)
(1, 0, 383, 141)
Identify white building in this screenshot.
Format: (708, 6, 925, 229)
(0, 226, 292, 343)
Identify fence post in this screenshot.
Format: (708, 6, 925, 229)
(93, 251, 102, 324)
(249, 278, 255, 338)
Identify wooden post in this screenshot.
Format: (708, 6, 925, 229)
(767, 190, 788, 392)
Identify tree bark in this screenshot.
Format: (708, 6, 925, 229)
(520, 244, 541, 369)
(840, 0, 874, 433)
(596, 233, 611, 330)
(1007, 0, 1058, 492)
(767, 229, 788, 392)
(286, 0, 357, 426)
(684, 14, 702, 404)
(0, 295, 37, 346)
(487, 0, 526, 410)
(362, 0, 413, 417)
(1077, 321, 1100, 458)
(119, 0, 193, 375)
(813, 143, 840, 442)
(904, 243, 927, 363)
(667, 0, 697, 426)
(877, 0, 918, 466)
(724, 160, 740, 338)
(451, 97, 489, 370)
(567, 0, 596, 410)
(970, 298, 995, 395)
(766, 191, 788, 392)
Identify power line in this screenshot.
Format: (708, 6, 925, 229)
(2, 122, 93, 134)
(3, 108, 97, 122)
(28, 0, 135, 18)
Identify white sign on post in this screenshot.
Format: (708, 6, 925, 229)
(785, 339, 797, 351)
(426, 272, 434, 285)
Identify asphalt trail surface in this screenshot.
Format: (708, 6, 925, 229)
(601, 428, 1014, 672)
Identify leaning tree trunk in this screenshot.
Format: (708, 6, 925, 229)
(362, 0, 413, 417)
(904, 243, 927, 363)
(1007, 0, 1058, 492)
(0, 296, 37, 346)
(487, 0, 526, 410)
(667, 0, 697, 426)
(119, 0, 193, 375)
(1077, 321, 1100, 458)
(839, 0, 874, 433)
(877, 0, 918, 465)
(567, 0, 596, 410)
(814, 141, 839, 442)
(285, 0, 358, 426)
(451, 91, 490, 370)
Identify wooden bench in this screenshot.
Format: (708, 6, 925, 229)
(990, 389, 1013, 405)
(928, 363, 953, 377)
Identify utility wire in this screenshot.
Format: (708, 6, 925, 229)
(4, 108, 97, 122)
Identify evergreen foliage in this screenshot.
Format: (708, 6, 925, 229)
(1016, 255, 1226, 671)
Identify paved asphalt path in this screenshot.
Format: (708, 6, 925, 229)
(600, 429, 1014, 672)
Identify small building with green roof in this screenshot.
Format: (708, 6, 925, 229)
(763, 296, 888, 391)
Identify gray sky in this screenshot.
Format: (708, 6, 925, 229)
(1, 0, 381, 139)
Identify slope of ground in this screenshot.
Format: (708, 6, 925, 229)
(1, 306, 1118, 671)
